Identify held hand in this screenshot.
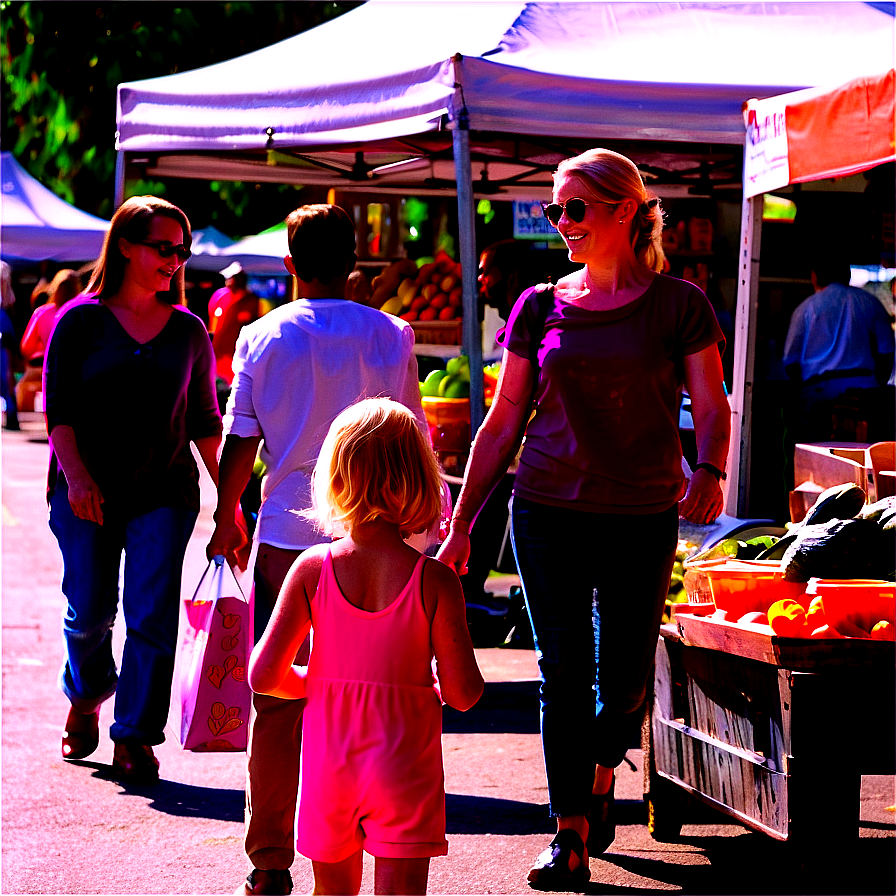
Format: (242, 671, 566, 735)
(67, 474, 104, 525)
(678, 468, 724, 525)
(207, 517, 249, 570)
(436, 528, 472, 576)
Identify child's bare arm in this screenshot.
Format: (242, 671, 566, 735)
(428, 560, 484, 711)
(248, 547, 324, 699)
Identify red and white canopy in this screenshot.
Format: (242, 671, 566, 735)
(743, 69, 895, 198)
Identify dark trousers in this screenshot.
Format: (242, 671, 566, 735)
(510, 497, 678, 817)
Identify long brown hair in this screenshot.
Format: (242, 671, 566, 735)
(87, 196, 192, 303)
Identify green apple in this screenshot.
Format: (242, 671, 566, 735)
(446, 354, 469, 377)
(438, 374, 457, 397)
(420, 369, 450, 397)
(444, 378, 470, 399)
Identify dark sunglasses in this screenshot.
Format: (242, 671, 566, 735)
(540, 197, 620, 226)
(140, 240, 192, 262)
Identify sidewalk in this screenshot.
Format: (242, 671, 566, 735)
(2, 414, 894, 895)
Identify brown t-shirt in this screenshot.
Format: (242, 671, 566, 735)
(497, 274, 724, 514)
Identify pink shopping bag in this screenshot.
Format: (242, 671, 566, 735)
(176, 555, 252, 752)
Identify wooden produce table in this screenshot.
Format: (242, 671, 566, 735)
(643, 614, 895, 854)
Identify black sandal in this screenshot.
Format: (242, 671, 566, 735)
(527, 828, 590, 890)
(586, 777, 616, 856)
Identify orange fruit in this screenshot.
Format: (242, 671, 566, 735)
(768, 599, 808, 637)
(871, 620, 895, 641)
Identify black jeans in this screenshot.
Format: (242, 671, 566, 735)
(510, 497, 678, 817)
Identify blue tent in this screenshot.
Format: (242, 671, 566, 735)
(0, 153, 109, 263)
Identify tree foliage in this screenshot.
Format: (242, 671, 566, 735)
(1, 2, 362, 234)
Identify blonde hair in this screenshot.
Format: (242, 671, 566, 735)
(311, 398, 442, 538)
(555, 148, 666, 273)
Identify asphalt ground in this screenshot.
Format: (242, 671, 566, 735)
(2, 413, 894, 896)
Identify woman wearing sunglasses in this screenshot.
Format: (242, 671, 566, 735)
(438, 148, 729, 887)
(44, 196, 222, 783)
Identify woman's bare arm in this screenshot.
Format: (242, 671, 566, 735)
(679, 346, 731, 524)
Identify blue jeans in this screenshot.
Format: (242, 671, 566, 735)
(49, 484, 197, 744)
(510, 497, 678, 817)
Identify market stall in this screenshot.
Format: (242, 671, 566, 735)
(730, 68, 895, 515)
(113, 1, 895, 486)
(0, 152, 109, 263)
(643, 69, 896, 856)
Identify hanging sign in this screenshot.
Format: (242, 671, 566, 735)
(742, 95, 790, 199)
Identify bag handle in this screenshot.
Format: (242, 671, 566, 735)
(189, 555, 228, 606)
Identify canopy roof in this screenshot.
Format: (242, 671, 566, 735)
(743, 68, 896, 197)
(117, 1, 895, 198)
(0, 153, 110, 263)
(188, 223, 289, 277)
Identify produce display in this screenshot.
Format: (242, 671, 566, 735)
(418, 354, 500, 401)
(676, 485, 896, 641)
(374, 251, 463, 322)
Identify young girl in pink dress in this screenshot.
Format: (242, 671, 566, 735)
(249, 398, 484, 896)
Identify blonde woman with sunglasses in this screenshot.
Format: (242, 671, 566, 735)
(438, 148, 730, 888)
(44, 196, 222, 784)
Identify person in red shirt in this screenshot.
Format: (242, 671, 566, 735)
(16, 269, 83, 412)
(208, 262, 260, 385)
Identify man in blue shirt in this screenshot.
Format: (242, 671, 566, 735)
(784, 250, 894, 443)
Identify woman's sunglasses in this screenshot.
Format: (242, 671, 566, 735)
(540, 198, 619, 227)
(140, 240, 192, 262)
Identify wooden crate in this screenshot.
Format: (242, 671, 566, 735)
(410, 320, 462, 345)
(647, 622, 895, 847)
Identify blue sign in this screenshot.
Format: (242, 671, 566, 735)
(513, 200, 562, 242)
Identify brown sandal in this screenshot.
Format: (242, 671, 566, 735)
(61, 706, 100, 760)
(112, 741, 160, 784)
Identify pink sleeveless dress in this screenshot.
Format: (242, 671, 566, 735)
(296, 550, 448, 862)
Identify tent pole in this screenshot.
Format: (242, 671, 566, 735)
(451, 77, 484, 435)
(726, 192, 762, 517)
(114, 151, 126, 211)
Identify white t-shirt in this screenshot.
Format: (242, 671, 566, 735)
(224, 298, 425, 550)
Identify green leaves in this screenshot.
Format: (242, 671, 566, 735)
(1, 2, 362, 229)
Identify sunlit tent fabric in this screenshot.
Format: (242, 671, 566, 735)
(116, 1, 895, 156)
(0, 152, 109, 263)
(115, 1, 895, 515)
(188, 223, 288, 276)
(743, 69, 896, 198)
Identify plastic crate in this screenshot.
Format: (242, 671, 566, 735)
(685, 559, 807, 620)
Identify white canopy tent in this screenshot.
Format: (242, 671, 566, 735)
(189, 223, 290, 276)
(0, 152, 110, 263)
(115, 1, 895, 509)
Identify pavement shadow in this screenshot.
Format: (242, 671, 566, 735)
(445, 795, 647, 836)
(446, 792, 554, 835)
(85, 762, 243, 822)
(443, 680, 540, 734)
(627, 830, 896, 896)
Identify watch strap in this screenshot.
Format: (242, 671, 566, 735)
(694, 462, 727, 481)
